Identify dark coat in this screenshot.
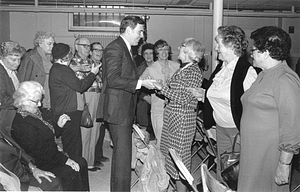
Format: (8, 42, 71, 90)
(49, 62, 95, 115)
(98, 36, 139, 124)
(18, 47, 45, 85)
(0, 64, 18, 131)
(11, 113, 68, 170)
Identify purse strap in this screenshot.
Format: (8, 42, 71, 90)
(231, 133, 240, 153)
(82, 93, 87, 104)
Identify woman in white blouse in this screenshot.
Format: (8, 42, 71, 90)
(203, 25, 258, 183)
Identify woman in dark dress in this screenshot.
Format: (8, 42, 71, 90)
(11, 81, 89, 191)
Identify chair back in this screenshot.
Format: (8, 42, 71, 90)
(201, 164, 234, 192)
(169, 148, 199, 192)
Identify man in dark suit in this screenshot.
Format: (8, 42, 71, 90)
(98, 16, 156, 191)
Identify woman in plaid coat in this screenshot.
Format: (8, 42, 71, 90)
(154, 38, 205, 191)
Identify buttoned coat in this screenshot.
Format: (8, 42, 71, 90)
(18, 47, 45, 86)
(98, 36, 139, 125)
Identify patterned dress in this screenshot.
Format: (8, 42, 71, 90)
(160, 63, 203, 179)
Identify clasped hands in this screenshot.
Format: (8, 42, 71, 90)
(141, 78, 163, 90)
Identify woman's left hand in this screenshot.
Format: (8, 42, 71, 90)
(57, 114, 71, 128)
(275, 163, 290, 185)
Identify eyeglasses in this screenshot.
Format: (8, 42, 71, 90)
(28, 99, 41, 105)
(92, 48, 103, 52)
(77, 44, 90, 49)
(250, 48, 259, 53)
(157, 47, 169, 52)
(178, 44, 186, 50)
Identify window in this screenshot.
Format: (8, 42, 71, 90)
(69, 6, 125, 32)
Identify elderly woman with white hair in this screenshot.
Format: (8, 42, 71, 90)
(153, 38, 205, 191)
(0, 41, 24, 133)
(11, 81, 90, 191)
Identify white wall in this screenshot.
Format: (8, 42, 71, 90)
(9, 12, 300, 76)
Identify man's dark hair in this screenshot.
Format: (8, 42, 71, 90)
(119, 16, 145, 34)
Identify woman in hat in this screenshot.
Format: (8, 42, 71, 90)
(49, 43, 100, 158)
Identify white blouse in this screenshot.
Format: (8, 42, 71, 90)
(207, 57, 257, 128)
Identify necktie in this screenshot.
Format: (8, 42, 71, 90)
(130, 49, 133, 58)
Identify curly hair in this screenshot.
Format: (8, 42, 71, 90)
(0, 41, 23, 59)
(216, 25, 248, 57)
(181, 38, 206, 63)
(250, 26, 291, 61)
(13, 81, 44, 111)
(141, 43, 154, 56)
(33, 31, 55, 46)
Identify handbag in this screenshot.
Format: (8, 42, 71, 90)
(81, 93, 93, 128)
(220, 133, 240, 190)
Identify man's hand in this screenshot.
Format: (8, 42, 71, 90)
(141, 79, 157, 89)
(32, 167, 56, 184)
(90, 63, 100, 75)
(57, 114, 71, 128)
(153, 81, 163, 90)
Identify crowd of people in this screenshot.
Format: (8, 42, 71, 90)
(1, 14, 300, 192)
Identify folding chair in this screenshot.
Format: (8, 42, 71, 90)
(201, 164, 234, 192)
(169, 148, 199, 192)
(192, 115, 217, 175)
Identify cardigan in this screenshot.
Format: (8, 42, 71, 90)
(203, 58, 256, 131)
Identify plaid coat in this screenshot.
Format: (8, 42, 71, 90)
(159, 63, 203, 179)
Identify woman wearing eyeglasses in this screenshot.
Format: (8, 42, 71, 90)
(18, 31, 55, 110)
(238, 26, 300, 192)
(140, 39, 180, 148)
(153, 38, 205, 191)
(11, 80, 90, 191)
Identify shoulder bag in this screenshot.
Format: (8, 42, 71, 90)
(220, 133, 240, 190)
(81, 93, 93, 128)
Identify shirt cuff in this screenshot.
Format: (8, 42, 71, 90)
(136, 80, 143, 90)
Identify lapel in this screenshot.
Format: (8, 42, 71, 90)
(0, 64, 16, 95)
(117, 36, 137, 74)
(30, 47, 45, 72)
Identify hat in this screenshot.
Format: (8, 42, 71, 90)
(52, 43, 70, 60)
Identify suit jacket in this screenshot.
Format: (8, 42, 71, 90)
(98, 36, 139, 124)
(18, 47, 45, 86)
